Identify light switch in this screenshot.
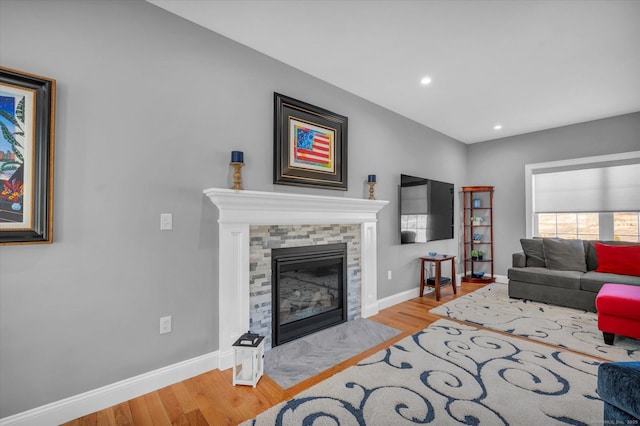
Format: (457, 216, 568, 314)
(160, 213, 172, 230)
(160, 316, 172, 334)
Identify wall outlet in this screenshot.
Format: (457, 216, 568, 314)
(160, 213, 172, 231)
(160, 316, 172, 334)
(387, 270, 392, 280)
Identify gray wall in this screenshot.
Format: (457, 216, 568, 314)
(2, 0, 637, 418)
(466, 112, 640, 275)
(0, 0, 467, 417)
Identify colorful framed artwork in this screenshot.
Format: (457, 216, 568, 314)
(274, 93, 347, 190)
(0, 67, 56, 245)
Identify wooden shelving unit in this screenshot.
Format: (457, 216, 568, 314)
(461, 186, 495, 283)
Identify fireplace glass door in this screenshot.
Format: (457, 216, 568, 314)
(272, 243, 347, 346)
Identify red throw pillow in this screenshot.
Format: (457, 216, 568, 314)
(594, 243, 640, 277)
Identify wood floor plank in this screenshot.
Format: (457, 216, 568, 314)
(127, 396, 154, 425)
(80, 414, 98, 426)
(252, 374, 285, 406)
(111, 401, 134, 426)
(96, 408, 117, 425)
(63, 283, 486, 425)
(183, 409, 210, 426)
(142, 392, 171, 425)
(184, 372, 235, 425)
(168, 380, 200, 414)
(156, 385, 191, 425)
(67, 413, 96, 426)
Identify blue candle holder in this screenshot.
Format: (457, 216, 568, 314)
(230, 151, 245, 190)
(231, 151, 244, 163)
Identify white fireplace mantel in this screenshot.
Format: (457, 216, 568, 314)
(204, 188, 389, 370)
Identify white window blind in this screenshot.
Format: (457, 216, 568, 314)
(533, 163, 640, 213)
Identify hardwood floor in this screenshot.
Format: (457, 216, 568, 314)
(64, 282, 486, 426)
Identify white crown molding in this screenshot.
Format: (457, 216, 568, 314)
(204, 188, 389, 225)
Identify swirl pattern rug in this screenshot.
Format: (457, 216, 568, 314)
(244, 319, 601, 425)
(429, 283, 640, 362)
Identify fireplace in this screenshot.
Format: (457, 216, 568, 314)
(203, 188, 388, 370)
(272, 243, 347, 346)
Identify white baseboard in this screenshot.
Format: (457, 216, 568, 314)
(218, 349, 234, 372)
(377, 274, 506, 312)
(494, 274, 508, 284)
(0, 351, 219, 426)
(377, 287, 422, 310)
(377, 273, 466, 311)
(361, 301, 380, 318)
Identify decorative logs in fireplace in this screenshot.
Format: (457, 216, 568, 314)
(271, 243, 348, 346)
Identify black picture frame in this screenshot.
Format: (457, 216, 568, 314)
(274, 93, 347, 190)
(0, 67, 56, 245)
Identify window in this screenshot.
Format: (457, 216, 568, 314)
(536, 213, 598, 240)
(614, 212, 640, 242)
(535, 212, 639, 242)
(526, 151, 640, 241)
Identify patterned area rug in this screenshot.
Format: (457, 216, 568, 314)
(245, 319, 601, 425)
(429, 283, 640, 361)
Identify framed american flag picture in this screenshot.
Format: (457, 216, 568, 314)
(274, 93, 347, 190)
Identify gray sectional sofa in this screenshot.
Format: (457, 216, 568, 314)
(508, 238, 640, 312)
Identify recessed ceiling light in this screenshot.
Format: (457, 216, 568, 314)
(420, 76, 432, 86)
(494, 124, 503, 130)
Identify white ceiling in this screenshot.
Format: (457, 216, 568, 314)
(147, 0, 640, 144)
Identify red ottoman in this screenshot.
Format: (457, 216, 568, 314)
(596, 283, 640, 345)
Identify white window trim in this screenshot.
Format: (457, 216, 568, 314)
(525, 151, 640, 238)
(600, 212, 614, 240)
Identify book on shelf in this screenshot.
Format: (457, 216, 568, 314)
(426, 276, 451, 285)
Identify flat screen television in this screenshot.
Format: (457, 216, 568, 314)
(399, 174, 454, 244)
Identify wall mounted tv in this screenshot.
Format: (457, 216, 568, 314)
(399, 174, 454, 244)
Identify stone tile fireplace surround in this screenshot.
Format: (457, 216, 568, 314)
(251, 225, 359, 349)
(204, 188, 388, 370)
